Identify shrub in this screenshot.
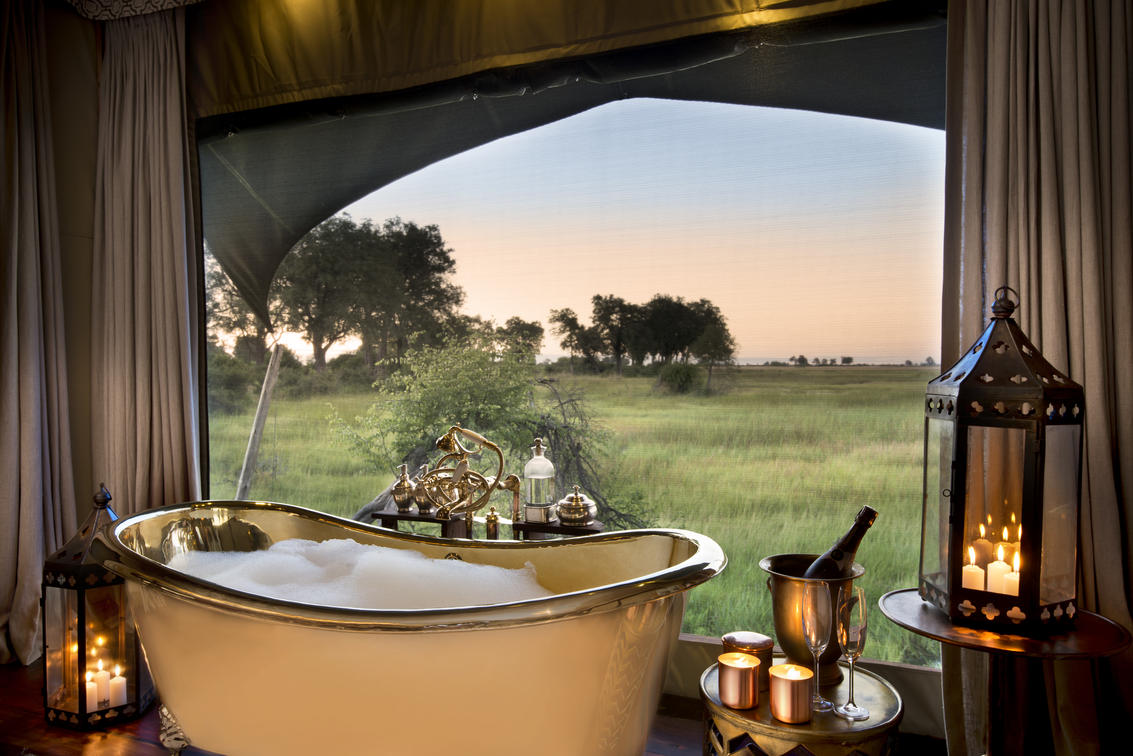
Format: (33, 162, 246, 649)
(207, 350, 258, 414)
(658, 362, 703, 394)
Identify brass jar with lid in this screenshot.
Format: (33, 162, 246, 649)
(556, 486, 597, 526)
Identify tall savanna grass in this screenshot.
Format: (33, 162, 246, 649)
(208, 365, 939, 666)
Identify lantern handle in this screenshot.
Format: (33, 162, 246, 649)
(991, 286, 1019, 318)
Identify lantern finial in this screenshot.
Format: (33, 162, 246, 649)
(991, 286, 1018, 319)
(93, 483, 112, 509)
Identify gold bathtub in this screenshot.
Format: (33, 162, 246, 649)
(93, 501, 725, 756)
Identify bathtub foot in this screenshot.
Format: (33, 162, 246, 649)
(158, 704, 191, 754)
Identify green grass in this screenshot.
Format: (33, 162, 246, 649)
(208, 365, 939, 666)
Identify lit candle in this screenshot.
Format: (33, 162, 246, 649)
(85, 671, 97, 711)
(769, 663, 813, 724)
(717, 652, 758, 709)
(962, 546, 985, 590)
(1003, 552, 1021, 597)
(109, 664, 127, 708)
(987, 545, 1011, 594)
(994, 526, 1016, 565)
(94, 658, 111, 707)
(972, 523, 994, 565)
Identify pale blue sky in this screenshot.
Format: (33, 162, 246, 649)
(344, 98, 945, 364)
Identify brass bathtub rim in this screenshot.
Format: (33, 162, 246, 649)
(95, 500, 726, 633)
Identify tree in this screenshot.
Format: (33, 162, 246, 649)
(350, 217, 463, 375)
(690, 321, 736, 392)
(205, 249, 277, 365)
(275, 216, 359, 370)
(794, 354, 808, 366)
(841, 356, 853, 365)
(549, 308, 603, 372)
(643, 294, 701, 364)
(590, 295, 639, 375)
(496, 316, 544, 357)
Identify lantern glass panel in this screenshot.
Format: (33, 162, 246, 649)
(84, 585, 124, 677)
(964, 426, 1024, 568)
(1041, 425, 1080, 604)
(43, 586, 79, 714)
(920, 417, 953, 593)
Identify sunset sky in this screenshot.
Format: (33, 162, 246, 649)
(342, 98, 945, 364)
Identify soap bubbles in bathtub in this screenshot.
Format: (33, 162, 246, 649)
(166, 538, 554, 610)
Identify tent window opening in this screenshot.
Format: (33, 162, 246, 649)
(199, 9, 946, 667)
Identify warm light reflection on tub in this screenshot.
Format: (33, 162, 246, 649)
(94, 500, 724, 756)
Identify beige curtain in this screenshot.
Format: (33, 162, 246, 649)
(91, 8, 203, 516)
(942, 0, 1132, 753)
(1, 0, 79, 665)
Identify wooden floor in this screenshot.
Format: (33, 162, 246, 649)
(0, 662, 702, 755)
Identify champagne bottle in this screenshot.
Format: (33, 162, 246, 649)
(803, 506, 878, 578)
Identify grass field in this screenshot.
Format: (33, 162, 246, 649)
(208, 365, 940, 666)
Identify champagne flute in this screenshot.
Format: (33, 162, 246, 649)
(834, 584, 869, 721)
(801, 580, 833, 712)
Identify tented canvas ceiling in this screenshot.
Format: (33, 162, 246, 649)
(192, 0, 946, 327)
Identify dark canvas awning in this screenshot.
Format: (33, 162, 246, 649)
(195, 1, 946, 327)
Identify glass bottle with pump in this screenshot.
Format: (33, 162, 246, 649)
(523, 438, 556, 522)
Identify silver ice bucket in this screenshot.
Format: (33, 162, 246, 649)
(759, 553, 864, 684)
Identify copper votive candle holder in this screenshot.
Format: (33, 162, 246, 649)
(769, 663, 812, 723)
(717, 652, 759, 709)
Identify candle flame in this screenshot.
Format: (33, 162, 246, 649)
(86, 671, 92, 682)
(787, 667, 802, 680)
(979, 523, 986, 538)
(114, 664, 122, 677)
(1002, 526, 1009, 541)
(1018, 524, 1023, 540)
(968, 546, 976, 566)
(96, 635, 105, 646)
(70, 643, 78, 654)
(1013, 552, 1020, 572)
(1011, 512, 1016, 524)
(997, 544, 1005, 562)
(97, 658, 103, 673)
(987, 513, 993, 526)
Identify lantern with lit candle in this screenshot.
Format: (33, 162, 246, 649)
(918, 287, 1083, 631)
(41, 485, 154, 729)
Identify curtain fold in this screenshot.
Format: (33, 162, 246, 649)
(91, 7, 202, 516)
(1, 0, 79, 665)
(942, 0, 1133, 752)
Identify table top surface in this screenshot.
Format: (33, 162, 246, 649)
(879, 588, 1132, 659)
(700, 656, 902, 741)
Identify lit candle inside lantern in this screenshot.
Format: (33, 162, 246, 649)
(94, 658, 111, 707)
(972, 523, 994, 565)
(85, 671, 97, 711)
(1003, 552, 1021, 597)
(109, 664, 127, 708)
(962, 546, 985, 590)
(717, 652, 758, 709)
(987, 545, 1011, 594)
(769, 664, 813, 724)
(995, 526, 1016, 565)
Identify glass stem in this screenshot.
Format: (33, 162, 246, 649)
(847, 658, 855, 705)
(813, 651, 821, 695)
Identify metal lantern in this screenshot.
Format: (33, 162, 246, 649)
(919, 287, 1084, 631)
(41, 485, 154, 729)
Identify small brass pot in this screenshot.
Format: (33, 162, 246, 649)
(556, 486, 597, 526)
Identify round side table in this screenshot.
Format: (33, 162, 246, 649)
(700, 655, 902, 756)
(879, 588, 1131, 756)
